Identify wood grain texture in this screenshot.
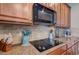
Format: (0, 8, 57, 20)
(0, 3, 70, 27)
(0, 3, 33, 25)
(47, 44, 67, 55)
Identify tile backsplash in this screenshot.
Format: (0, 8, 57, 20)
(28, 25, 50, 41)
(0, 24, 51, 45)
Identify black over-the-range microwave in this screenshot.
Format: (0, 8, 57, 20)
(33, 3, 57, 25)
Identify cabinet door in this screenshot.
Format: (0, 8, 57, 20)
(67, 5, 71, 28)
(54, 3, 58, 12)
(47, 44, 67, 55)
(64, 4, 68, 27)
(56, 4, 61, 26)
(13, 4, 23, 18)
(0, 3, 32, 25)
(0, 3, 15, 16)
(60, 4, 65, 27)
(64, 4, 70, 28)
(22, 3, 33, 20)
(0, 3, 23, 18)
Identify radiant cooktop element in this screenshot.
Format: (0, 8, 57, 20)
(30, 38, 63, 52)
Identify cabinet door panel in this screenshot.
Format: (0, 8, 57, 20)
(54, 3, 58, 12)
(0, 3, 33, 25)
(56, 4, 61, 26)
(1, 4, 15, 16)
(67, 6, 71, 27)
(0, 4, 24, 18)
(22, 4, 30, 20)
(64, 4, 70, 28)
(26, 3, 33, 20)
(64, 4, 67, 27)
(13, 4, 23, 18)
(47, 44, 67, 55)
(61, 4, 65, 27)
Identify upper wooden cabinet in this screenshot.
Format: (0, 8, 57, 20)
(54, 3, 71, 28)
(0, 3, 70, 27)
(62, 4, 71, 28)
(22, 4, 33, 20)
(40, 3, 71, 28)
(64, 4, 68, 27)
(60, 4, 65, 27)
(55, 4, 61, 27)
(0, 3, 33, 25)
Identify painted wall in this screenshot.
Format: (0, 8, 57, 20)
(69, 3, 79, 37)
(70, 3, 79, 28)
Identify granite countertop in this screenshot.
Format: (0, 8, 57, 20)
(0, 37, 78, 55)
(0, 44, 39, 55)
(0, 43, 66, 55)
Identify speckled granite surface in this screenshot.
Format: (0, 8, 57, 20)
(0, 37, 78, 55)
(0, 43, 66, 55)
(0, 44, 39, 55)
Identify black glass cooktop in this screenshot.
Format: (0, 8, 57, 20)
(30, 38, 63, 52)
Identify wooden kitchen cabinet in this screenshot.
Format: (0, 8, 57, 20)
(61, 4, 71, 28)
(66, 4, 71, 28)
(0, 3, 70, 26)
(0, 4, 15, 16)
(47, 41, 79, 55)
(38, 3, 71, 28)
(56, 4, 61, 27)
(64, 4, 71, 27)
(53, 3, 71, 28)
(54, 4, 58, 12)
(22, 3, 33, 20)
(33, 3, 70, 28)
(60, 4, 65, 27)
(48, 48, 65, 55)
(47, 44, 67, 55)
(0, 3, 33, 25)
(64, 4, 69, 28)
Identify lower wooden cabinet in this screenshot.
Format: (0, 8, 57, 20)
(48, 40, 79, 55)
(48, 48, 65, 55)
(47, 44, 67, 55)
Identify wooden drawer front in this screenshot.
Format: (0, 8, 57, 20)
(48, 44, 67, 55)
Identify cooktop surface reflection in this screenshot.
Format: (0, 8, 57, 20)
(30, 38, 63, 52)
